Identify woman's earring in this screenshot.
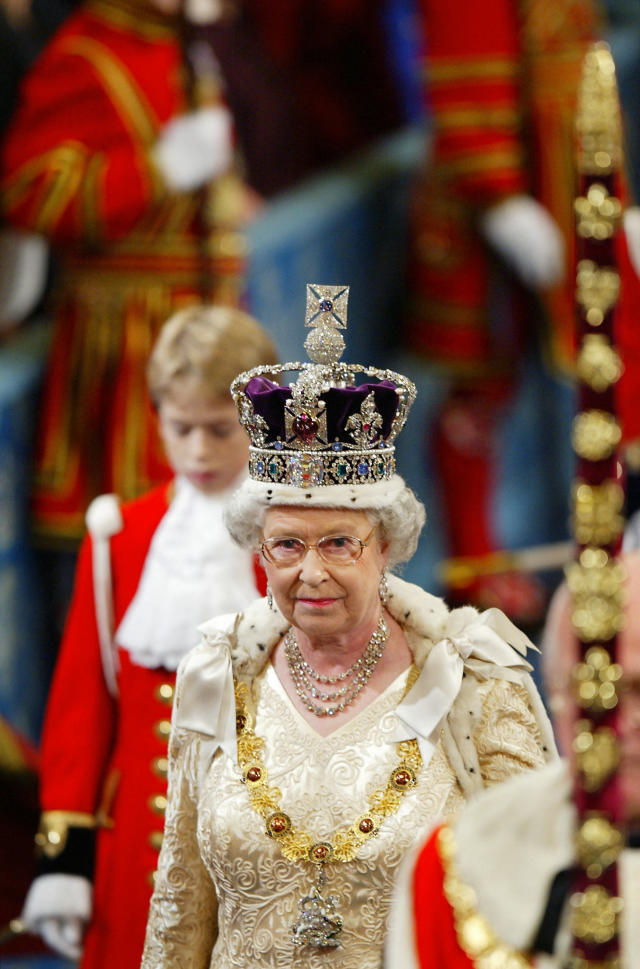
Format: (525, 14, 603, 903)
(267, 584, 274, 611)
(379, 568, 389, 606)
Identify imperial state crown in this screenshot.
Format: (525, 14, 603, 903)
(230, 284, 416, 490)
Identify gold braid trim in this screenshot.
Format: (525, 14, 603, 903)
(81, 151, 105, 247)
(2, 144, 88, 233)
(60, 36, 160, 144)
(429, 57, 519, 83)
(234, 668, 421, 866)
(437, 148, 527, 177)
(435, 107, 521, 132)
(35, 810, 97, 859)
(437, 824, 531, 968)
(85, 0, 176, 39)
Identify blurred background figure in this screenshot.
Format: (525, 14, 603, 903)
(17, 304, 275, 969)
(240, 0, 406, 179)
(0, 0, 254, 555)
(0, 5, 417, 961)
(0, 0, 78, 338)
(385, 553, 640, 968)
(403, 0, 599, 624)
(386, 41, 639, 963)
(0, 0, 411, 640)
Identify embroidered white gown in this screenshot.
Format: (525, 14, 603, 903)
(142, 583, 552, 969)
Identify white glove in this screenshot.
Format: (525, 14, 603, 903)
(479, 194, 565, 288)
(624, 206, 640, 279)
(0, 229, 48, 330)
(183, 0, 222, 23)
(154, 105, 233, 192)
(21, 874, 92, 960)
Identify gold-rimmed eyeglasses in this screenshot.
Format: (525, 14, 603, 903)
(260, 528, 376, 568)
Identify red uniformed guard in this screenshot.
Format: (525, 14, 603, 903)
(0, 0, 252, 544)
(19, 305, 275, 969)
(406, 0, 601, 620)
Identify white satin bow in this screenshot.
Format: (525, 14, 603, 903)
(173, 605, 537, 780)
(174, 627, 238, 781)
(392, 607, 537, 765)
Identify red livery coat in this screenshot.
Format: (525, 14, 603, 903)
(393, 825, 532, 969)
(410, 827, 477, 969)
(407, 0, 599, 377)
(0, 0, 247, 543)
(39, 482, 264, 969)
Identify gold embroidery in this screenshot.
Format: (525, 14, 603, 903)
(4, 143, 89, 233)
(141, 654, 467, 967)
(440, 149, 527, 178)
(437, 824, 530, 968)
(435, 107, 521, 132)
(429, 57, 519, 83)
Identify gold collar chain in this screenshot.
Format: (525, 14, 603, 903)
(234, 673, 421, 947)
(235, 675, 421, 864)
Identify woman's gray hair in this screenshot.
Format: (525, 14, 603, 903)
(223, 482, 426, 568)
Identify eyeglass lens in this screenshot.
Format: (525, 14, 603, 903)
(263, 534, 366, 565)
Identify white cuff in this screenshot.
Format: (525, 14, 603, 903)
(480, 194, 565, 288)
(22, 874, 92, 960)
(155, 106, 233, 192)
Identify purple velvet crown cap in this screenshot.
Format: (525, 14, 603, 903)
(244, 376, 400, 445)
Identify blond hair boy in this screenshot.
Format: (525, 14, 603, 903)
(21, 305, 277, 968)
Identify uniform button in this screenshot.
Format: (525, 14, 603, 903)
(155, 683, 174, 705)
(149, 794, 167, 816)
(152, 756, 168, 779)
(149, 831, 163, 851)
(154, 720, 172, 741)
(147, 870, 157, 887)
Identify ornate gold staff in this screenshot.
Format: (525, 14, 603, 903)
(566, 42, 626, 969)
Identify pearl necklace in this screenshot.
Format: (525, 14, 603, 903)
(284, 616, 389, 717)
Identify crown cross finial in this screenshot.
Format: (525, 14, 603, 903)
(304, 284, 349, 364)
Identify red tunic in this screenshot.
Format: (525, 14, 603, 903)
(399, 826, 533, 968)
(411, 828, 476, 969)
(0, 0, 247, 543)
(407, 0, 599, 376)
(39, 482, 264, 969)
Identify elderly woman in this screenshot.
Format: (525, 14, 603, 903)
(141, 285, 556, 969)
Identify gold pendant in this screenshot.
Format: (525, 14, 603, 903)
(290, 866, 343, 948)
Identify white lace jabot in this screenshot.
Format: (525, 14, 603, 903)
(116, 476, 259, 670)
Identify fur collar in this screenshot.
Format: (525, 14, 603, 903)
(199, 574, 454, 679)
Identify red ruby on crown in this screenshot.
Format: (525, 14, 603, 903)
(292, 414, 318, 443)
